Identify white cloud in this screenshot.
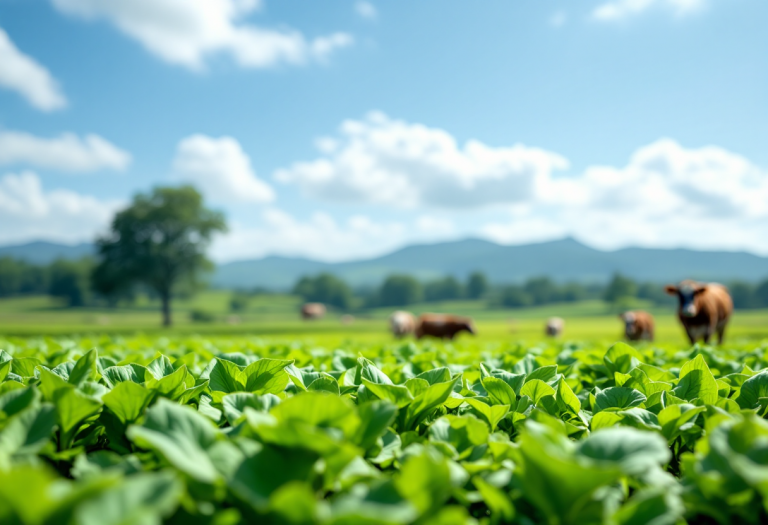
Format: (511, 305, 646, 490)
(212, 208, 408, 262)
(355, 1, 378, 20)
(50, 0, 353, 71)
(173, 134, 275, 204)
(0, 171, 121, 244)
(0, 130, 131, 173)
(0, 28, 67, 111)
(275, 111, 569, 209)
(480, 139, 768, 254)
(592, 0, 706, 21)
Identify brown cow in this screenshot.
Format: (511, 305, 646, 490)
(665, 280, 733, 344)
(619, 310, 654, 341)
(415, 314, 476, 340)
(300, 303, 326, 320)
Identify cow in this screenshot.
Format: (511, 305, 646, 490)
(665, 280, 733, 344)
(300, 303, 326, 320)
(389, 311, 416, 338)
(545, 317, 564, 337)
(415, 314, 476, 340)
(620, 310, 654, 341)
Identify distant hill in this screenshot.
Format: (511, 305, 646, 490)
(212, 238, 768, 290)
(0, 241, 94, 265)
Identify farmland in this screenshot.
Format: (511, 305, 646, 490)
(2, 325, 768, 524)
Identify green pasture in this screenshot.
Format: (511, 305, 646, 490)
(0, 291, 766, 347)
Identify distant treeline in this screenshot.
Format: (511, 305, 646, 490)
(0, 257, 94, 306)
(289, 272, 768, 311)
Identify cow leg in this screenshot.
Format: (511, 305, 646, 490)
(685, 329, 696, 345)
(717, 325, 726, 345)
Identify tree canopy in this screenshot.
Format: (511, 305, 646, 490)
(93, 186, 226, 326)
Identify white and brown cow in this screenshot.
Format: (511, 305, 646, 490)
(300, 303, 326, 320)
(545, 317, 564, 337)
(389, 310, 416, 338)
(665, 280, 733, 344)
(620, 310, 654, 341)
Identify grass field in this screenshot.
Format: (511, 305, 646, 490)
(0, 291, 766, 347)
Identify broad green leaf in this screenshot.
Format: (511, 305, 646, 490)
(0, 404, 57, 464)
(244, 358, 293, 394)
(557, 377, 581, 415)
(307, 374, 340, 395)
(222, 393, 281, 425)
(594, 387, 646, 414)
(416, 367, 451, 385)
(355, 400, 398, 450)
(737, 371, 768, 409)
(482, 377, 517, 406)
(145, 365, 187, 400)
(101, 365, 141, 388)
(405, 377, 461, 430)
(520, 379, 556, 405)
(474, 476, 514, 522)
(102, 381, 154, 424)
(394, 451, 453, 515)
(127, 398, 224, 484)
(359, 358, 393, 385)
(464, 397, 509, 431)
(11, 357, 41, 378)
(209, 358, 246, 393)
(68, 348, 97, 386)
(37, 366, 72, 402)
(362, 379, 414, 408)
(53, 388, 102, 434)
(146, 355, 175, 380)
(526, 365, 557, 383)
(673, 355, 718, 405)
(578, 427, 670, 475)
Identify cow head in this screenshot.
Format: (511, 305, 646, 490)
(461, 320, 477, 335)
(665, 282, 707, 318)
(620, 311, 637, 337)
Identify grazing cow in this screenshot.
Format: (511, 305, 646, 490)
(545, 317, 564, 337)
(620, 310, 654, 341)
(390, 311, 416, 338)
(665, 280, 733, 344)
(301, 303, 326, 320)
(415, 314, 476, 340)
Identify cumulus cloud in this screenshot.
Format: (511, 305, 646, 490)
(480, 139, 768, 254)
(0, 130, 131, 172)
(50, 0, 353, 71)
(592, 0, 706, 21)
(355, 2, 378, 20)
(173, 134, 275, 204)
(212, 208, 408, 262)
(0, 28, 67, 111)
(0, 171, 121, 244)
(275, 112, 569, 209)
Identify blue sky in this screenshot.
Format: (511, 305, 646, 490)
(0, 0, 766, 261)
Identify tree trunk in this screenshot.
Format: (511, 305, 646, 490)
(161, 291, 172, 327)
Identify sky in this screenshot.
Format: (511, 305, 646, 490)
(0, 0, 766, 263)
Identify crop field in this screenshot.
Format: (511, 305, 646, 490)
(2, 333, 768, 524)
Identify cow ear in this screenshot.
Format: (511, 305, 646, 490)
(695, 285, 708, 295)
(664, 285, 677, 295)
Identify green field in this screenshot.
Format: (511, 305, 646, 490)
(1, 292, 766, 347)
(3, 332, 768, 524)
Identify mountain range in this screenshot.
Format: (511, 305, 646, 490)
(2, 238, 767, 290)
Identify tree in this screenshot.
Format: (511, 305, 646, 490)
(93, 186, 226, 326)
(603, 273, 638, 304)
(756, 279, 768, 308)
(424, 276, 463, 302)
(524, 277, 559, 305)
(729, 281, 757, 309)
(466, 272, 488, 299)
(500, 285, 532, 308)
(49, 258, 92, 307)
(378, 275, 423, 307)
(292, 273, 353, 310)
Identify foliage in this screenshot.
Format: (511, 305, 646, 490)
(293, 274, 353, 310)
(378, 275, 424, 307)
(466, 272, 489, 299)
(93, 186, 226, 326)
(604, 273, 639, 304)
(1, 334, 768, 523)
(424, 276, 463, 302)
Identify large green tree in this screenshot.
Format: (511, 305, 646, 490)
(93, 186, 226, 326)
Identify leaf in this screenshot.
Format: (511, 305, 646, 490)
(415, 367, 451, 385)
(53, 387, 102, 434)
(604, 343, 643, 375)
(146, 365, 188, 400)
(482, 377, 517, 406)
(146, 355, 175, 380)
(10, 357, 41, 378)
(0, 404, 57, 464)
(209, 358, 246, 393)
(362, 379, 414, 408)
(673, 354, 718, 405)
(271, 391, 360, 437)
(68, 348, 98, 386)
(526, 365, 557, 383)
(244, 358, 293, 394)
(37, 366, 72, 402)
(557, 377, 581, 415)
(74, 471, 183, 525)
(594, 387, 646, 414)
(577, 427, 671, 476)
(103, 381, 154, 425)
(127, 398, 225, 484)
(222, 393, 280, 425)
(101, 365, 142, 388)
(474, 476, 514, 522)
(737, 371, 768, 409)
(405, 377, 461, 430)
(359, 358, 394, 385)
(307, 374, 340, 395)
(520, 379, 556, 405)
(355, 400, 398, 450)
(394, 451, 453, 515)
(464, 397, 509, 432)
